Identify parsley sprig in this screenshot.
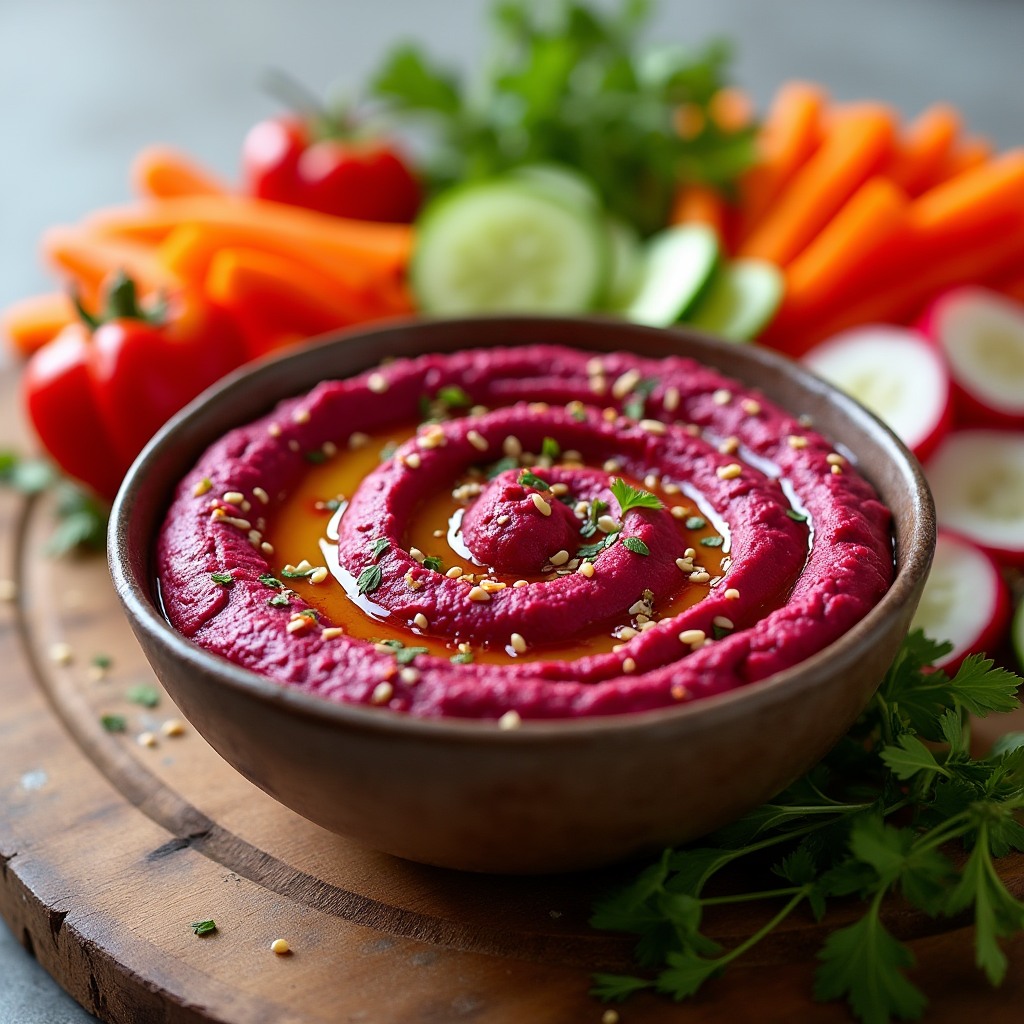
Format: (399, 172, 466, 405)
(609, 477, 664, 516)
(590, 632, 1024, 1022)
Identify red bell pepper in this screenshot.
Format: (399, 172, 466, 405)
(22, 273, 247, 501)
(241, 82, 420, 224)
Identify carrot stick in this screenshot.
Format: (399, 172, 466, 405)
(41, 226, 180, 302)
(669, 184, 728, 240)
(130, 145, 232, 199)
(204, 248, 409, 358)
(929, 136, 993, 187)
(882, 104, 960, 195)
(778, 177, 910, 328)
(1, 292, 76, 356)
(732, 82, 827, 246)
(766, 222, 1024, 356)
(738, 104, 896, 266)
(84, 196, 414, 276)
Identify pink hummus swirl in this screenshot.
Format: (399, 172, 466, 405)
(157, 344, 894, 720)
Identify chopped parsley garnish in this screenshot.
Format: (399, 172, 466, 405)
(100, 714, 127, 733)
(684, 516, 707, 530)
(369, 537, 390, 561)
(305, 450, 328, 464)
(712, 622, 733, 640)
(126, 684, 161, 708)
(422, 555, 444, 572)
(190, 920, 217, 937)
(518, 470, 551, 491)
(280, 566, 316, 579)
(577, 539, 608, 560)
(622, 378, 657, 420)
(259, 573, 283, 589)
(356, 564, 384, 595)
(376, 639, 430, 664)
(299, 609, 319, 620)
(486, 456, 520, 478)
(210, 571, 233, 586)
(570, 407, 587, 423)
(91, 653, 113, 669)
(700, 536, 724, 548)
(437, 384, 471, 409)
(451, 651, 474, 665)
(589, 633, 1024, 1022)
(786, 509, 809, 523)
(610, 478, 664, 516)
(580, 498, 608, 539)
(268, 594, 290, 608)
(541, 436, 561, 460)
(621, 537, 650, 556)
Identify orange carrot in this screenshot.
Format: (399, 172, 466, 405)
(732, 82, 827, 247)
(777, 177, 910, 330)
(204, 248, 410, 358)
(131, 145, 231, 199)
(669, 184, 728, 241)
(929, 136, 994, 187)
(1, 292, 76, 356)
(84, 196, 414, 276)
(738, 104, 895, 266)
(708, 87, 754, 133)
(41, 226, 180, 302)
(882, 104, 960, 195)
(766, 222, 1024, 356)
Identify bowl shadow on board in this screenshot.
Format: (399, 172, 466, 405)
(109, 315, 936, 875)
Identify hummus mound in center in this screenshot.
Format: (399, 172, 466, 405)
(157, 345, 894, 721)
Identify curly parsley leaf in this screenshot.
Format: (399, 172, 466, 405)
(622, 536, 650, 556)
(356, 565, 383, 595)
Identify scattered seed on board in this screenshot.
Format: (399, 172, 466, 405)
(161, 719, 186, 738)
(49, 642, 73, 665)
(271, 939, 291, 955)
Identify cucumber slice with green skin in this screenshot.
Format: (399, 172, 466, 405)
(623, 224, 720, 327)
(509, 163, 602, 212)
(686, 259, 785, 342)
(412, 180, 609, 315)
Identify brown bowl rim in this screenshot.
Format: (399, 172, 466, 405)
(109, 314, 935, 746)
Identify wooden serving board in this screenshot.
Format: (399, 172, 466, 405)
(3, 371, 1024, 1024)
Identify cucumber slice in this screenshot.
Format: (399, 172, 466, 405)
(412, 180, 609, 315)
(509, 163, 601, 212)
(686, 259, 785, 342)
(602, 217, 643, 311)
(623, 225, 720, 327)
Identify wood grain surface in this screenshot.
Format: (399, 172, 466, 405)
(2, 369, 1024, 1023)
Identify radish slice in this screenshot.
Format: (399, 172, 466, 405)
(801, 325, 952, 461)
(917, 287, 1024, 428)
(910, 530, 1010, 671)
(926, 429, 1024, 566)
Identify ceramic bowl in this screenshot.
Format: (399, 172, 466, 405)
(109, 316, 935, 874)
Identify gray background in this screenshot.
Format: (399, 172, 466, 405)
(2, 0, 1022, 1019)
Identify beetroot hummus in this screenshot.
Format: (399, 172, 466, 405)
(157, 345, 894, 720)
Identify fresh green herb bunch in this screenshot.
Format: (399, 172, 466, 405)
(591, 632, 1024, 1024)
(371, 0, 755, 234)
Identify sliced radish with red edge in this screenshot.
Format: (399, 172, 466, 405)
(910, 530, 1010, 671)
(917, 287, 1024, 428)
(926, 429, 1024, 566)
(801, 325, 952, 461)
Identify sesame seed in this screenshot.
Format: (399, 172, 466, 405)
(689, 570, 711, 583)
(612, 368, 642, 400)
(322, 441, 337, 457)
(286, 617, 312, 634)
(564, 449, 582, 463)
(531, 493, 552, 516)
(549, 549, 570, 566)
(371, 681, 394, 705)
(741, 398, 761, 415)
(458, 642, 472, 654)
(433, 529, 445, 538)
(445, 566, 463, 579)
(348, 432, 369, 450)
(399, 667, 421, 685)
(321, 627, 344, 640)
(678, 628, 706, 648)
(643, 473, 659, 489)
(566, 400, 585, 417)
(418, 426, 447, 450)
(622, 658, 637, 674)
(712, 389, 732, 406)
(271, 939, 290, 955)
(826, 453, 846, 466)
(590, 376, 607, 396)
(192, 477, 212, 497)
(513, 580, 529, 588)
(0, 579, 16, 602)
(663, 387, 680, 412)
(586, 357, 605, 376)
(670, 506, 687, 520)
(602, 458, 621, 473)
(402, 452, 422, 469)
(292, 409, 310, 425)
(252, 486, 269, 504)
(787, 435, 807, 449)
(49, 642, 73, 666)
(685, 547, 697, 558)
(639, 418, 666, 435)
(601, 407, 617, 422)
(496, 514, 511, 526)
(831, 464, 843, 476)
(137, 731, 158, 748)
(498, 710, 522, 730)
(470, 405, 489, 416)
(725, 588, 741, 600)
(480, 580, 506, 593)
(717, 463, 742, 480)
(309, 567, 329, 585)
(713, 616, 735, 630)
(718, 436, 740, 455)
(367, 372, 388, 393)
(161, 719, 186, 737)
(467, 429, 488, 452)
(248, 530, 262, 546)
(468, 586, 491, 602)
(639, 620, 657, 632)
(268, 423, 282, 438)
(550, 482, 569, 497)
(503, 435, 522, 458)
(578, 562, 595, 578)
(528, 402, 549, 414)
(675, 557, 694, 572)
(409, 548, 426, 563)
(510, 633, 527, 654)
(223, 515, 252, 531)
(618, 626, 639, 641)
(597, 515, 619, 533)
(413, 613, 429, 630)
(628, 599, 651, 616)
(602, 1010, 620, 1024)
(296, 559, 312, 572)
(261, 542, 275, 556)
